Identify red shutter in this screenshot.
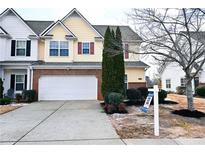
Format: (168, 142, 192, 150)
(125, 43, 129, 59)
(90, 42, 94, 55)
(78, 42, 82, 54)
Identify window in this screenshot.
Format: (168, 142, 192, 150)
(124, 74, 128, 90)
(50, 41, 69, 56)
(60, 41, 69, 56)
(82, 42, 90, 54)
(15, 75, 24, 91)
(50, 41, 59, 56)
(16, 40, 26, 56)
(166, 79, 171, 89)
(180, 78, 186, 87)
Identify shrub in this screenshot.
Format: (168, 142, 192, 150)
(176, 86, 186, 95)
(126, 88, 142, 101)
(0, 78, 3, 99)
(196, 86, 205, 97)
(7, 89, 14, 98)
(104, 92, 127, 114)
(15, 93, 22, 103)
(22, 90, 36, 102)
(107, 92, 123, 106)
(137, 87, 148, 99)
(0, 97, 12, 105)
(118, 103, 127, 113)
(159, 89, 168, 103)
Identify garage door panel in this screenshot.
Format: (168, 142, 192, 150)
(39, 76, 97, 100)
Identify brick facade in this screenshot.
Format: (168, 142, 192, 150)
(128, 82, 146, 88)
(33, 69, 103, 100)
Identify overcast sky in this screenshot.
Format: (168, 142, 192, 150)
(0, 8, 130, 25)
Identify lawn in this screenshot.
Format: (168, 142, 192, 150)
(108, 96, 205, 139)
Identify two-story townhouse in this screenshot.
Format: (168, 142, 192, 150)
(0, 8, 149, 101)
(0, 8, 53, 96)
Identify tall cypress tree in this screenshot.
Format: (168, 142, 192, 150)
(114, 27, 125, 95)
(101, 26, 114, 97)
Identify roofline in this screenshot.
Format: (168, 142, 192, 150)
(0, 26, 9, 34)
(0, 8, 38, 37)
(40, 20, 76, 37)
(61, 8, 104, 38)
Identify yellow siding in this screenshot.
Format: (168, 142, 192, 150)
(125, 68, 145, 82)
(63, 14, 103, 62)
(125, 43, 140, 61)
(44, 24, 74, 62)
(38, 39, 45, 61)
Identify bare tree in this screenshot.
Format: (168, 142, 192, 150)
(127, 8, 205, 111)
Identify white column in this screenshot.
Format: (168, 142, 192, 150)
(154, 85, 159, 136)
(27, 67, 30, 90)
(30, 67, 33, 90)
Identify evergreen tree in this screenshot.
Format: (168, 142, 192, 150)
(101, 26, 114, 97)
(114, 27, 125, 95)
(101, 26, 125, 98)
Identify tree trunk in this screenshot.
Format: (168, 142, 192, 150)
(186, 79, 194, 111)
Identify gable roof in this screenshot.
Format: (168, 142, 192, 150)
(93, 25, 142, 42)
(0, 8, 38, 37)
(61, 8, 104, 38)
(40, 20, 76, 37)
(0, 26, 9, 35)
(25, 20, 54, 35)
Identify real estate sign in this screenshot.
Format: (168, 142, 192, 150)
(140, 92, 154, 113)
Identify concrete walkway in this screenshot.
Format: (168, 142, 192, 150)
(0, 101, 123, 145)
(0, 101, 205, 145)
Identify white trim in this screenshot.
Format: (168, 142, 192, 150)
(15, 74, 25, 92)
(0, 8, 38, 37)
(15, 40, 27, 56)
(61, 8, 104, 38)
(40, 20, 76, 38)
(82, 42, 90, 55)
(49, 40, 69, 57)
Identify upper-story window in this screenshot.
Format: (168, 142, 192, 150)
(16, 40, 26, 56)
(50, 41, 69, 56)
(82, 42, 90, 54)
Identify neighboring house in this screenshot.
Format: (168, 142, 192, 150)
(0, 8, 149, 101)
(160, 60, 205, 93)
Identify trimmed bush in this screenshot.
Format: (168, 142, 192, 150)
(0, 97, 12, 105)
(107, 92, 123, 106)
(137, 87, 148, 99)
(126, 88, 141, 100)
(196, 86, 205, 97)
(0, 78, 3, 99)
(159, 89, 168, 103)
(22, 90, 36, 102)
(176, 86, 186, 95)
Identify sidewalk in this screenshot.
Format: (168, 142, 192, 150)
(122, 139, 205, 145)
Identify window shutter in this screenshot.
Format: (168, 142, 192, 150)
(125, 43, 129, 59)
(11, 40, 16, 56)
(78, 42, 82, 54)
(24, 75, 27, 90)
(10, 74, 15, 90)
(90, 42, 94, 55)
(26, 40, 31, 56)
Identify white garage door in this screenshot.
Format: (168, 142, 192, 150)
(39, 75, 97, 100)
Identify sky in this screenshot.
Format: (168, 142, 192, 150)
(0, 8, 130, 25)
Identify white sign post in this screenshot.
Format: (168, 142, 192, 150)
(153, 85, 159, 136)
(140, 85, 159, 136)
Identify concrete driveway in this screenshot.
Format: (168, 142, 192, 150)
(0, 101, 123, 145)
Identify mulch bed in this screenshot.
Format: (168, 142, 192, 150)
(172, 109, 205, 119)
